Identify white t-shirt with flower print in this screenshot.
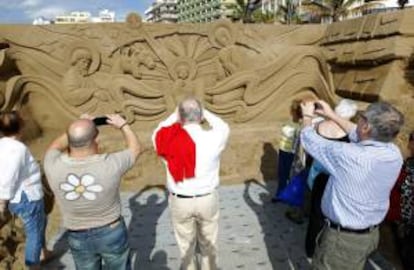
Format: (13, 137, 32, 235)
(44, 149, 134, 230)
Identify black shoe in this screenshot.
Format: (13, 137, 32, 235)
(285, 210, 304, 224)
(271, 197, 281, 203)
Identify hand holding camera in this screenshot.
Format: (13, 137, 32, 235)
(93, 116, 109, 126)
(105, 114, 128, 129)
(312, 100, 336, 120)
(314, 102, 323, 111)
(92, 115, 127, 130)
(300, 100, 316, 117)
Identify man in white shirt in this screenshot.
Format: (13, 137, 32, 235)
(152, 97, 230, 270)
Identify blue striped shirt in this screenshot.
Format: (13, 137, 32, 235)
(301, 126, 403, 229)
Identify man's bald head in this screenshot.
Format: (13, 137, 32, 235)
(179, 97, 202, 124)
(67, 119, 98, 148)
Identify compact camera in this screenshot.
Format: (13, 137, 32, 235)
(93, 116, 109, 126)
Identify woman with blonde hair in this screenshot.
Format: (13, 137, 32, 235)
(272, 99, 302, 202)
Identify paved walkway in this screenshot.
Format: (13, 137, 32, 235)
(44, 181, 395, 270)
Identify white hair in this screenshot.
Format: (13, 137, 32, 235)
(334, 99, 357, 119)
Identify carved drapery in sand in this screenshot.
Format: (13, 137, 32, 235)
(0, 18, 334, 129)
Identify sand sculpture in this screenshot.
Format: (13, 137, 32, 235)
(0, 9, 413, 269)
(0, 10, 413, 182)
(0, 10, 414, 182)
(0, 14, 334, 186)
(321, 10, 414, 148)
(0, 15, 334, 126)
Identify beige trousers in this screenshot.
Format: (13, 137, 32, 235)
(169, 191, 219, 270)
(312, 224, 379, 270)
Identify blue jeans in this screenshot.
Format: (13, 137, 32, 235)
(274, 150, 295, 198)
(67, 218, 131, 270)
(8, 192, 46, 266)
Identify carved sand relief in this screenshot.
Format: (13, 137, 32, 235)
(0, 10, 412, 183)
(0, 10, 413, 267)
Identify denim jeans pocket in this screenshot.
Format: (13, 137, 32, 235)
(100, 220, 129, 254)
(67, 234, 84, 252)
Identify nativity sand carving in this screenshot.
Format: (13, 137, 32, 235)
(0, 10, 413, 181)
(0, 13, 334, 128)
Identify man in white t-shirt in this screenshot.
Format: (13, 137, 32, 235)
(153, 97, 230, 270)
(44, 114, 140, 270)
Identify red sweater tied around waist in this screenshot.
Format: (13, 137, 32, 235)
(155, 123, 196, 182)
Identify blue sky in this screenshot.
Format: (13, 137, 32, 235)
(0, 0, 154, 24)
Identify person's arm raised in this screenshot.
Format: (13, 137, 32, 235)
(47, 133, 69, 152)
(314, 100, 356, 134)
(106, 114, 141, 161)
(46, 114, 92, 152)
(202, 109, 230, 152)
(203, 109, 230, 134)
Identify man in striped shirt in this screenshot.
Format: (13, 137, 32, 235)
(300, 100, 404, 270)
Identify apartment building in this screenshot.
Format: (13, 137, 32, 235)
(53, 9, 115, 24)
(55, 11, 91, 24)
(177, 0, 241, 23)
(145, 0, 178, 23)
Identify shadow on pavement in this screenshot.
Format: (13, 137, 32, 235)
(128, 185, 170, 270)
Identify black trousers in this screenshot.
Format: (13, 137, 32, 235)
(393, 223, 414, 270)
(305, 173, 328, 258)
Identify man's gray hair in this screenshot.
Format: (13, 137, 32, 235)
(67, 121, 98, 148)
(363, 102, 404, 142)
(178, 98, 203, 124)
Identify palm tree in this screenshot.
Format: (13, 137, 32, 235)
(228, 0, 277, 23)
(276, 0, 302, 24)
(228, 0, 248, 22)
(398, 0, 408, 9)
(252, 9, 277, 23)
(301, 0, 380, 22)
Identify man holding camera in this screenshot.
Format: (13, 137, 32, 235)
(152, 97, 230, 270)
(43, 114, 140, 270)
(300, 100, 404, 270)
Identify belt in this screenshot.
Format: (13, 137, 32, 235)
(170, 192, 211, 199)
(68, 217, 121, 232)
(326, 219, 378, 234)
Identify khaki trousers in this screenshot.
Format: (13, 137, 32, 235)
(169, 191, 219, 270)
(312, 224, 379, 270)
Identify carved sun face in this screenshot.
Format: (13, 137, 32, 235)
(176, 65, 190, 80)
